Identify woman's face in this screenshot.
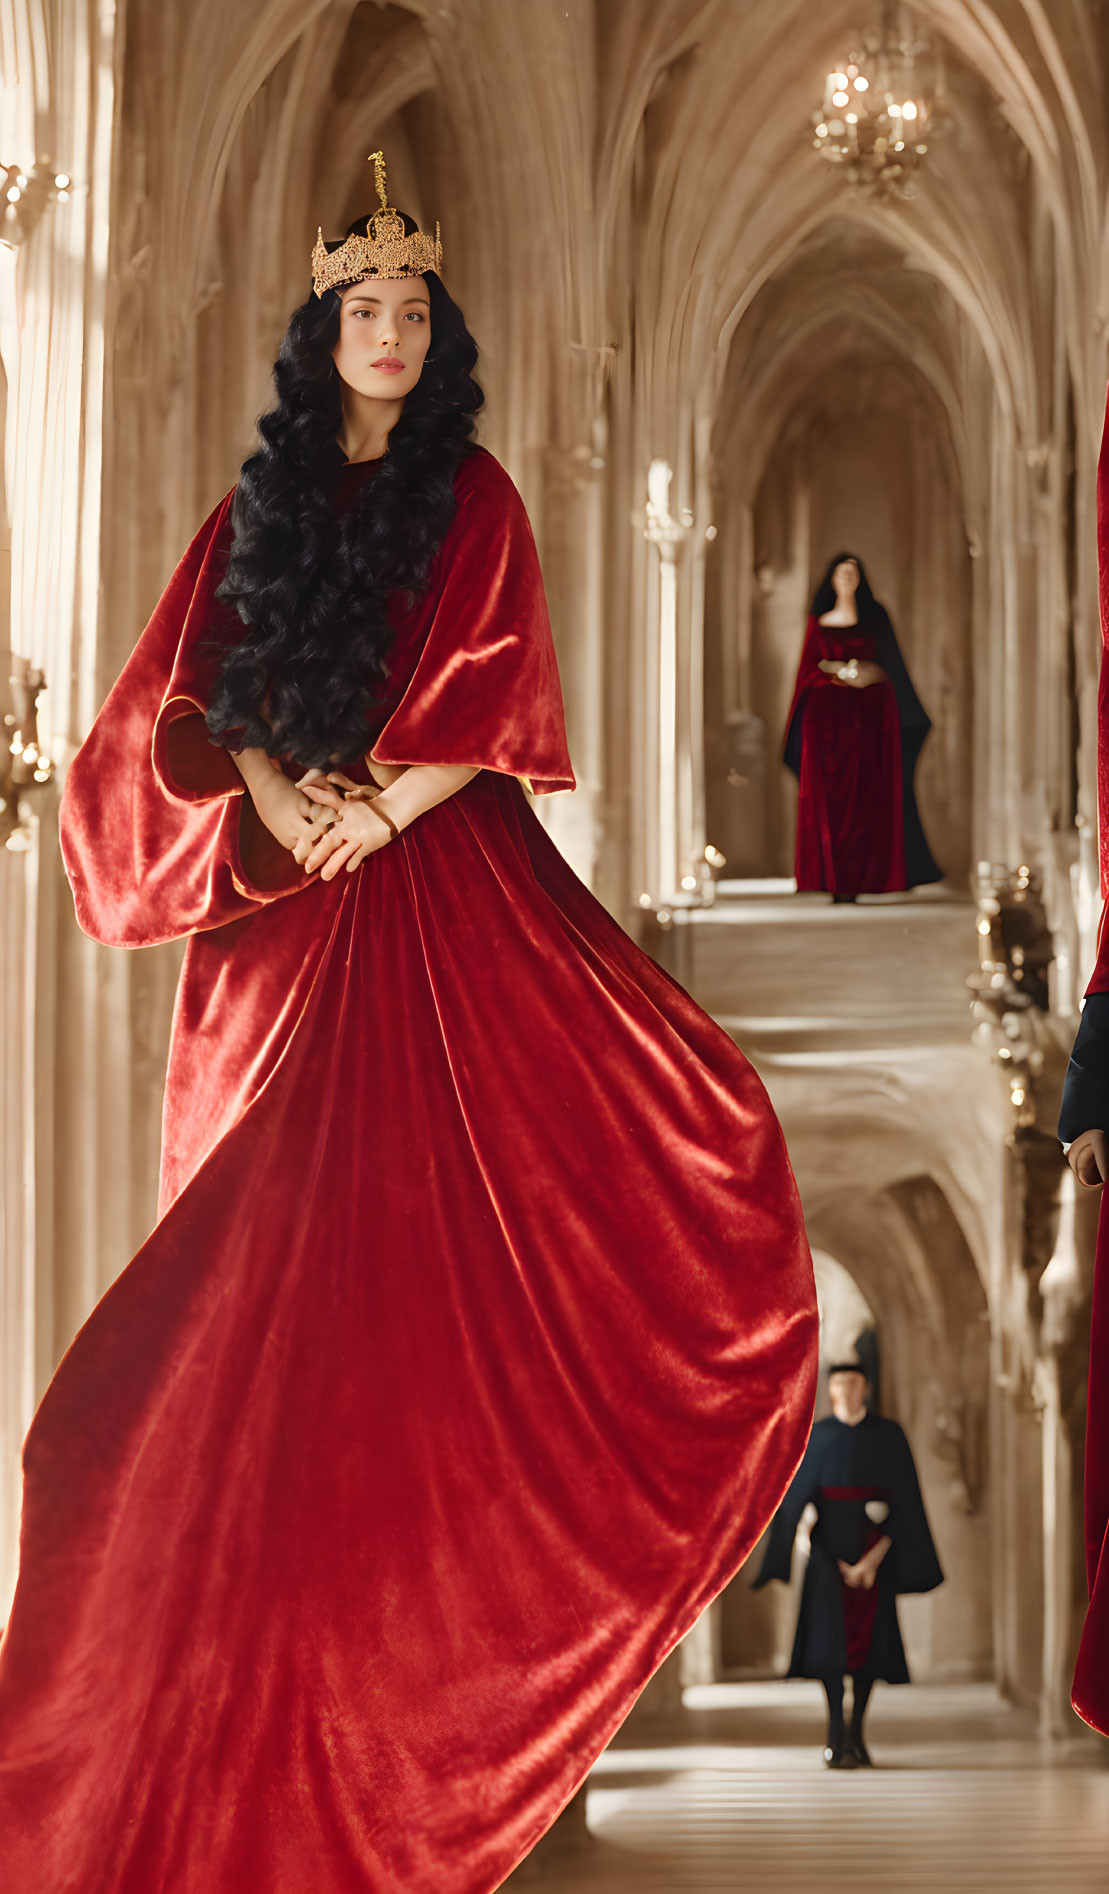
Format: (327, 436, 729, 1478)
(832, 558, 860, 599)
(331, 275, 432, 400)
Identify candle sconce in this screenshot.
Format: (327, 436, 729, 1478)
(0, 158, 72, 250)
(1, 661, 56, 851)
(967, 862, 1053, 1135)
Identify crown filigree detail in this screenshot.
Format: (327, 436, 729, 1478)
(311, 150, 442, 297)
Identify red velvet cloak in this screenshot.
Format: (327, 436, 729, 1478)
(0, 447, 818, 1890)
(1072, 387, 1109, 1737)
(784, 617, 905, 895)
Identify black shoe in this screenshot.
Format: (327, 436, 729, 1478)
(831, 891, 858, 904)
(822, 1734, 853, 1768)
(847, 1734, 872, 1766)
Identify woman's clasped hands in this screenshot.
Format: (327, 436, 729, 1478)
(817, 658, 886, 689)
(292, 770, 396, 879)
(238, 754, 326, 859)
(236, 747, 471, 879)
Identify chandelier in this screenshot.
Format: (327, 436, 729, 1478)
(810, 3, 949, 199)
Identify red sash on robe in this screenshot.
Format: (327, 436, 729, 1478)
(821, 1485, 886, 1671)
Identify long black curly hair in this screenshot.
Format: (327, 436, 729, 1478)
(205, 212, 483, 770)
(810, 550, 880, 623)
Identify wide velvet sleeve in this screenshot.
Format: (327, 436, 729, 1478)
(1096, 382, 1109, 902)
(370, 450, 575, 796)
(1088, 903, 1109, 996)
(881, 1421, 944, 1595)
(750, 1424, 822, 1587)
(1078, 396, 1109, 989)
(782, 616, 832, 778)
(1082, 388, 1109, 989)
(60, 492, 304, 950)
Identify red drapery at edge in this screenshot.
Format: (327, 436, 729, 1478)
(0, 448, 818, 1890)
(1072, 389, 1109, 1738)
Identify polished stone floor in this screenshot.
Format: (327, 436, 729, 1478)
(518, 1682, 1109, 1893)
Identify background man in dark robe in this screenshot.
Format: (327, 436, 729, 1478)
(753, 1363, 943, 1768)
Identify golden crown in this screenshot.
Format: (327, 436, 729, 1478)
(311, 151, 442, 298)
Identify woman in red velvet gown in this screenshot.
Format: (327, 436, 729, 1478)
(784, 553, 941, 900)
(0, 177, 818, 1891)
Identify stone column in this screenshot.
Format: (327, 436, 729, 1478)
(0, 0, 119, 1607)
(642, 457, 692, 904)
(540, 418, 610, 890)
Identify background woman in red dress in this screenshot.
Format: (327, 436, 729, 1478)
(0, 160, 818, 1891)
(784, 552, 942, 901)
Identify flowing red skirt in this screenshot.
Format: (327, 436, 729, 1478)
(795, 680, 905, 895)
(0, 772, 816, 1892)
(1074, 1188, 1109, 1735)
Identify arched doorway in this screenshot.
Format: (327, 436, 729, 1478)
(705, 219, 974, 888)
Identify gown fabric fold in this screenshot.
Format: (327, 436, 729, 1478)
(0, 448, 818, 1890)
(1073, 1188, 1109, 1737)
(1066, 384, 1109, 1739)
